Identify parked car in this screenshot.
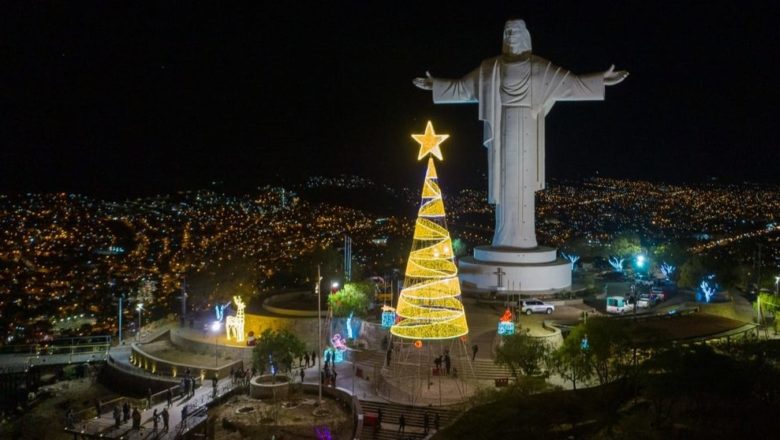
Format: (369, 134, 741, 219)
(520, 299, 555, 315)
(650, 287, 667, 301)
(606, 296, 634, 314)
(636, 295, 658, 308)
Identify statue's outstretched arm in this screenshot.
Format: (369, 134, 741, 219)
(412, 71, 434, 91)
(604, 64, 629, 86)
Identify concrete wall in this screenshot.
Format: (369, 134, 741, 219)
(130, 342, 243, 381)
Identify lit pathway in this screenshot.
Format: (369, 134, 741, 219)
(66, 376, 237, 439)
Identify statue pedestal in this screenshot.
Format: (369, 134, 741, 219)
(458, 245, 571, 295)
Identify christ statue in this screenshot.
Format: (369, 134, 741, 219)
(414, 19, 628, 249)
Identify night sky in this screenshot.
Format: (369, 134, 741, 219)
(1, 2, 778, 197)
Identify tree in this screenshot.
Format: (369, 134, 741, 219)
(252, 328, 306, 377)
(328, 281, 374, 317)
(494, 331, 550, 377)
(609, 232, 642, 257)
(452, 238, 468, 258)
(563, 318, 635, 386)
(678, 255, 707, 289)
(547, 334, 592, 390)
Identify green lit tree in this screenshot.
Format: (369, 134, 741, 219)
(608, 232, 642, 258)
(328, 281, 375, 317)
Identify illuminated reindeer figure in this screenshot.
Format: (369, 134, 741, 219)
(225, 296, 246, 342)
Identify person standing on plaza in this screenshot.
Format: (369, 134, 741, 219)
(131, 407, 141, 430)
(146, 387, 152, 410)
(300, 368, 305, 383)
(166, 387, 172, 407)
(152, 408, 159, 431)
(162, 407, 169, 432)
(122, 401, 130, 423)
(423, 412, 430, 435)
(304, 352, 310, 368)
(112, 405, 121, 429)
(398, 414, 406, 434)
(311, 349, 317, 367)
(472, 344, 479, 361)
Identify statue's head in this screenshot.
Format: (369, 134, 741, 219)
(502, 19, 532, 55)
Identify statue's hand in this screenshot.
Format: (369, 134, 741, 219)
(604, 64, 629, 86)
(412, 71, 434, 91)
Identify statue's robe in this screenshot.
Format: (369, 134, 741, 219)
(433, 55, 604, 248)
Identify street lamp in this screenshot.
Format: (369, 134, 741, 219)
(316, 265, 324, 405)
(331, 281, 339, 293)
(210, 321, 221, 367)
(135, 303, 144, 341)
(775, 276, 779, 296)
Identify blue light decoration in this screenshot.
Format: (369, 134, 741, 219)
(214, 302, 230, 322)
(381, 305, 396, 329)
(497, 321, 515, 336)
(696, 274, 718, 303)
(346, 311, 354, 340)
(635, 254, 646, 268)
(325, 333, 347, 364)
(497, 308, 515, 335)
(561, 252, 580, 271)
(323, 347, 344, 364)
(580, 335, 590, 351)
(660, 262, 676, 279)
(608, 256, 625, 273)
(314, 425, 332, 440)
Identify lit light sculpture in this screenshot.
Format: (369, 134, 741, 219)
(697, 275, 718, 303)
(660, 262, 676, 279)
(391, 121, 469, 340)
(381, 305, 396, 329)
(214, 302, 230, 322)
(561, 252, 580, 271)
(325, 333, 347, 364)
(225, 296, 246, 342)
(346, 311, 354, 340)
(497, 308, 515, 336)
(608, 256, 625, 273)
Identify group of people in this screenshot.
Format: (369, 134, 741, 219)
(300, 350, 318, 368)
(229, 366, 252, 387)
(109, 401, 169, 432)
(392, 411, 440, 436)
(179, 369, 197, 399)
(320, 361, 338, 387)
(433, 350, 453, 376)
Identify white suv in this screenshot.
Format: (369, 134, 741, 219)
(520, 299, 555, 315)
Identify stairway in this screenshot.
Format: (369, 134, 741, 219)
(359, 400, 460, 440)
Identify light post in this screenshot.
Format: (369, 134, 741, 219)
(316, 265, 323, 405)
(118, 293, 124, 345)
(210, 321, 221, 367)
(775, 276, 779, 296)
(135, 303, 143, 341)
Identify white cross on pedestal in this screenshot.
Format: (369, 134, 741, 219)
(493, 267, 506, 289)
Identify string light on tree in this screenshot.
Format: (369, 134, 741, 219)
(391, 121, 469, 340)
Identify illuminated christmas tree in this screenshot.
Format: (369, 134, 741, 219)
(391, 121, 469, 340)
